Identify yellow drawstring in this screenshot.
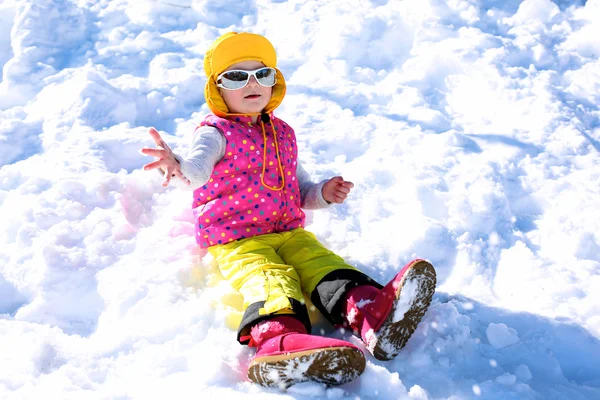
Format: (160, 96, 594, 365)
(209, 112, 285, 191)
(260, 116, 285, 191)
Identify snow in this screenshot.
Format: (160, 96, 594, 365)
(1, 0, 599, 399)
(392, 275, 420, 322)
(486, 323, 519, 349)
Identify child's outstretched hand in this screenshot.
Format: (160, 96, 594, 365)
(140, 127, 190, 187)
(322, 176, 354, 204)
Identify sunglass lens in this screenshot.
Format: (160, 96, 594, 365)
(256, 68, 276, 86)
(222, 71, 249, 82)
(220, 71, 249, 89)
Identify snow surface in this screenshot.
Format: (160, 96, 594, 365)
(485, 323, 519, 350)
(1, 0, 600, 399)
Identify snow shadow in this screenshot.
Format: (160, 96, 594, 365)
(479, 0, 586, 17)
(466, 134, 541, 157)
(579, 129, 600, 153)
(553, 88, 600, 153)
(0, 0, 94, 109)
(0, 117, 43, 167)
(0, 2, 16, 81)
(339, 14, 415, 72)
(0, 275, 27, 316)
(92, 0, 256, 78)
(393, 293, 600, 399)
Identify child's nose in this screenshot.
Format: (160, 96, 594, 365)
(247, 75, 259, 86)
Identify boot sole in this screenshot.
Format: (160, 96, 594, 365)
(247, 346, 366, 388)
(369, 259, 436, 361)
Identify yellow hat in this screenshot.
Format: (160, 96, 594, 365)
(203, 32, 286, 117)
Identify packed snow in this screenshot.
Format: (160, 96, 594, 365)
(485, 323, 519, 350)
(1, 0, 599, 399)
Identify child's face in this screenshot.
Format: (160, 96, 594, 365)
(219, 60, 273, 116)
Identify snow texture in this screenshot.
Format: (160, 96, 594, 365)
(1, 0, 599, 399)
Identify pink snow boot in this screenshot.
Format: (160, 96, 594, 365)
(247, 315, 365, 388)
(344, 259, 436, 360)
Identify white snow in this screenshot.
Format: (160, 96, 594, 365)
(486, 323, 520, 349)
(393, 276, 420, 322)
(1, 0, 600, 399)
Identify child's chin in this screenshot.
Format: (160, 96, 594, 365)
(241, 104, 268, 114)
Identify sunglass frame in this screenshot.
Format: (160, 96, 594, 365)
(216, 67, 278, 90)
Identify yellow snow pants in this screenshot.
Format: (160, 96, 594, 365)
(208, 227, 375, 342)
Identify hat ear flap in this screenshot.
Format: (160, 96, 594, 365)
(204, 78, 230, 117)
(264, 68, 286, 114)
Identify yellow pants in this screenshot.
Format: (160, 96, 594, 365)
(208, 227, 376, 343)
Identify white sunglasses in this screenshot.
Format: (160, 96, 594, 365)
(216, 67, 277, 90)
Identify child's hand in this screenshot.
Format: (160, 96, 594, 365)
(140, 127, 191, 187)
(322, 176, 354, 204)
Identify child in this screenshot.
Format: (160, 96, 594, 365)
(141, 32, 436, 388)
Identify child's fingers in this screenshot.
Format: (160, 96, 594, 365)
(330, 177, 354, 190)
(335, 189, 348, 201)
(148, 128, 163, 146)
(160, 139, 173, 152)
(162, 167, 173, 187)
(140, 148, 168, 158)
(174, 169, 191, 185)
(143, 159, 167, 171)
(148, 128, 173, 152)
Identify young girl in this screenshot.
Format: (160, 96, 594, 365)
(141, 32, 436, 388)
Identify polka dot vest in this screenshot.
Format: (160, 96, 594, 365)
(192, 113, 306, 248)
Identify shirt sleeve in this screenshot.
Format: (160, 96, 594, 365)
(296, 160, 332, 210)
(170, 125, 226, 191)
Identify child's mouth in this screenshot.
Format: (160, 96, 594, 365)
(245, 94, 260, 99)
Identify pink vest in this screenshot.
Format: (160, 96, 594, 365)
(192, 114, 306, 248)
